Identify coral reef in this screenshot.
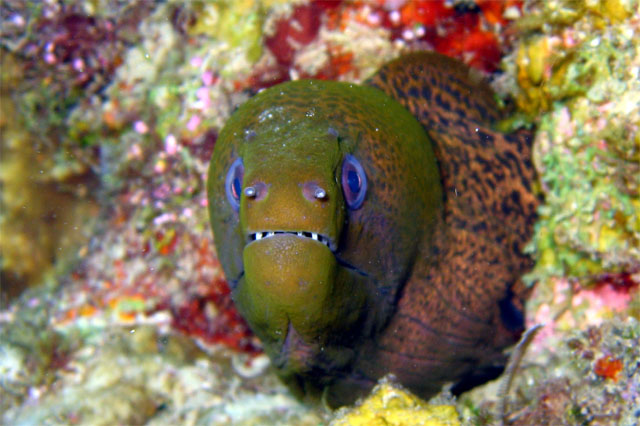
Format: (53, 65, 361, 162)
(0, 53, 97, 299)
(458, 316, 640, 425)
(3, 0, 637, 424)
(0, 1, 152, 298)
(452, 3, 640, 423)
(330, 378, 460, 426)
(0, 286, 75, 416)
(498, 0, 640, 284)
(1, 293, 323, 425)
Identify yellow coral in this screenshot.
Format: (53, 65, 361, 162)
(515, 35, 556, 114)
(186, 0, 296, 65)
(330, 379, 460, 426)
(587, 0, 633, 22)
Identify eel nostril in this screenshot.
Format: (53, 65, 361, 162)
(244, 186, 257, 197)
(244, 182, 269, 201)
(303, 182, 328, 202)
(314, 188, 327, 199)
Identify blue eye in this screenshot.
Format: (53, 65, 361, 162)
(347, 170, 360, 194)
(341, 155, 367, 209)
(225, 158, 244, 211)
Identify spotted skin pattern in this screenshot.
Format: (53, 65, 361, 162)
(207, 51, 538, 407)
(359, 52, 539, 399)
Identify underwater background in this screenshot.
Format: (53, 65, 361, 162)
(1, 0, 638, 424)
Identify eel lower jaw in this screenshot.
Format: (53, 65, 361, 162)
(245, 231, 371, 278)
(237, 234, 371, 282)
(272, 321, 316, 372)
(247, 230, 336, 252)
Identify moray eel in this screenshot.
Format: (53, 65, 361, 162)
(207, 52, 538, 407)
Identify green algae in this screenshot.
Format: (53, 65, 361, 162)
(504, 0, 640, 285)
(185, 0, 270, 66)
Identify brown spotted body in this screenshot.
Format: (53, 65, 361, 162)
(207, 51, 538, 406)
(349, 53, 539, 399)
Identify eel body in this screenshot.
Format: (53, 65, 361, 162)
(207, 51, 538, 407)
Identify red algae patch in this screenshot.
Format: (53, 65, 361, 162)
(594, 355, 623, 382)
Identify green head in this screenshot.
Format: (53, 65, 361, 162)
(207, 79, 442, 390)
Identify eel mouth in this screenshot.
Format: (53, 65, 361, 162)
(247, 230, 336, 252)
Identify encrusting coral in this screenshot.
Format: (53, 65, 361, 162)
(498, 0, 640, 284)
(1, 0, 638, 424)
(330, 378, 461, 426)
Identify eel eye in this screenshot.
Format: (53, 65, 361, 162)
(225, 158, 244, 211)
(341, 154, 367, 209)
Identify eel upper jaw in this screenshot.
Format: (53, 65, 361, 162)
(247, 230, 337, 252)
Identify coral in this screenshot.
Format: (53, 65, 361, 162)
(175, 0, 298, 77)
(526, 274, 638, 348)
(594, 354, 623, 382)
(265, 2, 322, 67)
(508, 317, 640, 425)
(499, 0, 640, 285)
(330, 378, 460, 426)
(242, 0, 525, 89)
(0, 52, 98, 299)
(458, 317, 640, 425)
(363, 0, 523, 72)
(0, 1, 152, 298)
(0, 286, 76, 414)
(1, 293, 324, 425)
(0, 0, 534, 423)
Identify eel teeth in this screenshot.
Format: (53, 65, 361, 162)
(248, 231, 334, 251)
